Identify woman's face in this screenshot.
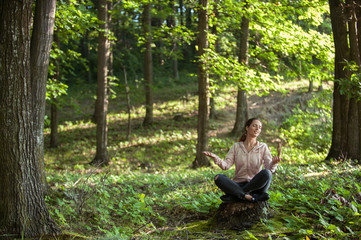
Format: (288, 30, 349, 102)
(246, 120, 262, 138)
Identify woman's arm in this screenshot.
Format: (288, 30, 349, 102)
(263, 145, 280, 172)
(203, 144, 237, 170)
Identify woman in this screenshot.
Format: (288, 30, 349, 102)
(203, 118, 281, 203)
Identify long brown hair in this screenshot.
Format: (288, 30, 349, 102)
(239, 118, 261, 142)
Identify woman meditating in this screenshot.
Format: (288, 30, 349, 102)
(203, 118, 281, 203)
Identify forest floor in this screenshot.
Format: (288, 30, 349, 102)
(42, 79, 361, 240)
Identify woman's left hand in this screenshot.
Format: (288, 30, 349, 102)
(272, 155, 282, 165)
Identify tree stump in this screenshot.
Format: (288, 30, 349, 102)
(211, 201, 274, 231)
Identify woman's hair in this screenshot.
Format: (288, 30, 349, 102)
(239, 117, 261, 142)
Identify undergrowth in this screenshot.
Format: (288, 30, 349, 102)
(43, 81, 361, 240)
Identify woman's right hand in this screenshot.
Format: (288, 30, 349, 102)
(202, 151, 216, 158)
(203, 151, 220, 164)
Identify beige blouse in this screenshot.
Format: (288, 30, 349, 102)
(214, 141, 278, 183)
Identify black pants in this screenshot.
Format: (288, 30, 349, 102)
(214, 169, 272, 201)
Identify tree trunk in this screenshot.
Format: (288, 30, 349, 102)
(345, 0, 360, 160)
(30, 0, 56, 194)
(179, 0, 184, 26)
(193, 0, 210, 168)
(359, 100, 361, 161)
(122, 65, 132, 140)
(346, 0, 360, 159)
(318, 79, 324, 91)
(50, 101, 59, 148)
(210, 97, 216, 119)
(210, 201, 274, 230)
(143, 1, 154, 126)
(86, 31, 93, 83)
(231, 15, 250, 137)
(308, 79, 314, 92)
(91, 0, 109, 165)
(347, 98, 359, 159)
(50, 31, 60, 149)
(232, 88, 249, 137)
(209, 0, 219, 120)
(326, 0, 350, 160)
(183, 7, 194, 63)
(356, 0, 361, 161)
(152, 4, 164, 67)
(167, 0, 179, 80)
(0, 0, 60, 237)
(108, 0, 114, 96)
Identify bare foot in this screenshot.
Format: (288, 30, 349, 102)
(245, 194, 253, 201)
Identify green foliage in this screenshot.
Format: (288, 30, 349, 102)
(269, 160, 361, 239)
(46, 79, 68, 101)
(44, 79, 361, 239)
(39, 0, 356, 238)
(280, 90, 332, 154)
(336, 60, 361, 100)
(203, 49, 282, 95)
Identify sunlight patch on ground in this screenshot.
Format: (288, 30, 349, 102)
(304, 171, 330, 178)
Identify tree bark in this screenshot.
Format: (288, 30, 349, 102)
(50, 31, 61, 149)
(209, 0, 219, 120)
(183, 7, 194, 63)
(359, 101, 361, 161)
(108, 0, 114, 98)
(345, 0, 360, 160)
(122, 65, 132, 140)
(308, 79, 314, 92)
(91, 0, 110, 165)
(86, 31, 93, 83)
(326, 0, 350, 160)
(347, 98, 359, 158)
(210, 201, 274, 230)
(179, 0, 184, 26)
(231, 15, 250, 137)
(193, 0, 210, 168)
(143, 1, 154, 126)
(0, 0, 60, 237)
(50, 101, 59, 148)
(167, 0, 179, 80)
(30, 0, 56, 193)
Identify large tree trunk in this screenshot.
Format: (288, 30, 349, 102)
(91, 0, 110, 165)
(326, 0, 351, 160)
(327, 0, 361, 161)
(231, 15, 250, 137)
(357, 0, 361, 161)
(30, 0, 56, 193)
(347, 98, 359, 158)
(143, 1, 154, 126)
(193, 0, 210, 168)
(0, 0, 60, 237)
(347, 0, 361, 159)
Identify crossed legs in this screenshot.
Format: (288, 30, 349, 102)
(214, 169, 272, 202)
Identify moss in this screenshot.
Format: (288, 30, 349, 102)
(147, 211, 311, 240)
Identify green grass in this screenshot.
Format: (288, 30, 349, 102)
(43, 80, 361, 240)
